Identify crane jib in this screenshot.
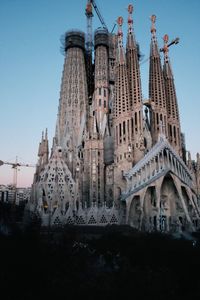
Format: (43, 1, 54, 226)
(90, 0, 108, 30)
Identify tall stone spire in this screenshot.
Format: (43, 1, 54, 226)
(43, 128, 49, 165)
(34, 129, 49, 183)
(126, 4, 144, 163)
(195, 153, 200, 197)
(114, 16, 131, 117)
(82, 109, 105, 207)
(149, 15, 168, 144)
(38, 129, 49, 167)
(37, 131, 43, 158)
(30, 2, 200, 231)
(93, 28, 109, 133)
(162, 34, 182, 156)
(113, 16, 132, 200)
(55, 31, 88, 177)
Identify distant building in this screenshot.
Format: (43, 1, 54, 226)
(0, 185, 15, 203)
(29, 4, 200, 233)
(0, 185, 31, 205)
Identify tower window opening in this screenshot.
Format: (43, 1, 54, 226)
(139, 111, 141, 130)
(131, 118, 134, 137)
(174, 126, 177, 144)
(135, 112, 137, 126)
(119, 123, 122, 137)
(123, 121, 126, 135)
(169, 125, 172, 137)
(156, 113, 159, 125)
(127, 119, 130, 139)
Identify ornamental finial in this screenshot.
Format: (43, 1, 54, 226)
(117, 16, 123, 37)
(127, 4, 133, 29)
(163, 34, 169, 59)
(150, 14, 156, 35)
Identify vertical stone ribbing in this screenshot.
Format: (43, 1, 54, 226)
(83, 134, 104, 207)
(113, 17, 132, 201)
(94, 29, 109, 133)
(126, 4, 144, 164)
(149, 15, 168, 144)
(82, 29, 109, 208)
(163, 35, 182, 156)
(56, 31, 88, 177)
(31, 4, 200, 232)
(34, 130, 49, 183)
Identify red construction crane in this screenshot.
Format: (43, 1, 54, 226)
(160, 35, 179, 53)
(0, 156, 35, 188)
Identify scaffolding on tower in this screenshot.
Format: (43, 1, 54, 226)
(85, 1, 94, 102)
(85, 0, 109, 103)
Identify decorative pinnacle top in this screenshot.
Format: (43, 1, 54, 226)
(127, 4, 133, 28)
(45, 128, 48, 140)
(117, 16, 123, 37)
(163, 34, 169, 43)
(150, 14, 156, 35)
(197, 153, 200, 165)
(163, 34, 169, 56)
(117, 16, 123, 27)
(117, 16, 124, 62)
(128, 4, 133, 14)
(85, 2, 93, 16)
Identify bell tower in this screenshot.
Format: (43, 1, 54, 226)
(126, 4, 144, 163)
(149, 15, 168, 144)
(162, 34, 182, 156)
(113, 16, 133, 201)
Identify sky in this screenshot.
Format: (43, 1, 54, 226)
(0, 0, 200, 187)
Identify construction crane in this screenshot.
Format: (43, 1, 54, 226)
(0, 156, 35, 188)
(90, 0, 108, 30)
(140, 36, 179, 66)
(85, 0, 109, 53)
(85, 1, 94, 100)
(85, 1, 93, 53)
(85, 0, 112, 100)
(160, 35, 179, 53)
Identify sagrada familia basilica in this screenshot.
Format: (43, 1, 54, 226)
(28, 3, 200, 233)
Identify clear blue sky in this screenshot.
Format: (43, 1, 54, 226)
(0, 0, 200, 187)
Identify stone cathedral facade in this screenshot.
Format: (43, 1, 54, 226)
(29, 5, 200, 233)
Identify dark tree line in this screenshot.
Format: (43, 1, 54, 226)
(1, 220, 200, 300)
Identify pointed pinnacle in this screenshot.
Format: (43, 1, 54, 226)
(150, 15, 156, 35)
(45, 128, 48, 140)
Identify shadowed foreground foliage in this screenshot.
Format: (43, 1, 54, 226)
(1, 221, 200, 300)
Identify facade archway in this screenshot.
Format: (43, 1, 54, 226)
(142, 186, 157, 231)
(128, 195, 141, 229)
(160, 174, 185, 232)
(141, 174, 186, 232)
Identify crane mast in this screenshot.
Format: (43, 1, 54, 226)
(85, 1, 93, 54)
(85, 0, 109, 101)
(85, 1, 94, 101)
